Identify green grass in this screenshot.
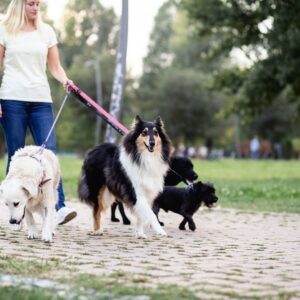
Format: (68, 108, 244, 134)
(192, 159, 300, 213)
(67, 274, 199, 300)
(0, 255, 62, 276)
(0, 288, 65, 300)
(57, 155, 83, 198)
(0, 256, 198, 300)
(1, 156, 299, 213)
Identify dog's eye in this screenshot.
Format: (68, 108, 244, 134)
(141, 130, 148, 137)
(153, 129, 158, 136)
(13, 202, 19, 207)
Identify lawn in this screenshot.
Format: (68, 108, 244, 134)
(192, 159, 300, 213)
(0, 156, 299, 214)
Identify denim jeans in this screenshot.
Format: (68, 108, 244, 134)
(0, 100, 65, 211)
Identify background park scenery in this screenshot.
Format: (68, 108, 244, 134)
(1, 0, 300, 299)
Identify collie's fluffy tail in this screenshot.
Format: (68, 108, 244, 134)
(78, 171, 91, 205)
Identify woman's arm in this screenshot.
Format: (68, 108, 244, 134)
(0, 45, 5, 68)
(47, 45, 68, 85)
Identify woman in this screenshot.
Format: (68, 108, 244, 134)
(0, 0, 76, 225)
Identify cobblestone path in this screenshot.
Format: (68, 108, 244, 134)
(0, 201, 299, 299)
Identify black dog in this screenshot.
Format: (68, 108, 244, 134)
(152, 181, 218, 231)
(165, 156, 198, 186)
(111, 156, 198, 224)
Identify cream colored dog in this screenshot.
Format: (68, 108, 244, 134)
(0, 145, 60, 243)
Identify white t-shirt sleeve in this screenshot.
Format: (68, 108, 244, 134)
(44, 24, 58, 48)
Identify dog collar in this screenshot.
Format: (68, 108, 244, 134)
(186, 184, 195, 192)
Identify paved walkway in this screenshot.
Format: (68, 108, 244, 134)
(0, 201, 300, 299)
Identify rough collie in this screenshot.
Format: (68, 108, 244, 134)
(79, 115, 172, 238)
(111, 155, 198, 224)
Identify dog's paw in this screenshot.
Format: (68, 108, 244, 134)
(42, 232, 53, 243)
(123, 219, 131, 225)
(111, 217, 120, 223)
(136, 232, 147, 239)
(27, 231, 38, 239)
(14, 223, 23, 231)
(88, 229, 103, 236)
(155, 228, 167, 236)
(189, 224, 196, 231)
(179, 225, 186, 230)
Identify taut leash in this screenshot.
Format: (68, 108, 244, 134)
(36, 84, 71, 156)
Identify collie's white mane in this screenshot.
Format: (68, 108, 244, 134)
(119, 146, 169, 203)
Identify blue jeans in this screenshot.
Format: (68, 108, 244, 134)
(0, 100, 65, 211)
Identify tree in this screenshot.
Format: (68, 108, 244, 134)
(152, 69, 223, 145)
(182, 0, 300, 115)
(61, 0, 117, 68)
(137, 0, 227, 146)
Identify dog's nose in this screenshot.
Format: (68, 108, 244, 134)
(149, 140, 155, 147)
(9, 218, 17, 224)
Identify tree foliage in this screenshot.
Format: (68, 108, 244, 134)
(151, 69, 222, 144)
(182, 0, 300, 114)
(137, 0, 226, 146)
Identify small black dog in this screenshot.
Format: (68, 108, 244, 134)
(152, 181, 218, 231)
(164, 156, 198, 186)
(111, 156, 198, 224)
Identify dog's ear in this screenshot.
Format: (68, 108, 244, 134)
(154, 116, 164, 128)
(130, 115, 143, 129)
(22, 183, 38, 199)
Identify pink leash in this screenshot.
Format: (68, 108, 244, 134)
(68, 81, 129, 136)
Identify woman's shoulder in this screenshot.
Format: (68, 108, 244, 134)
(40, 22, 56, 34)
(39, 22, 57, 46)
(40, 23, 56, 36)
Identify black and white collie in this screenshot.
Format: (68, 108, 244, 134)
(79, 116, 172, 238)
(111, 155, 198, 224)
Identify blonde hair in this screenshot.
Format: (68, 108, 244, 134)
(1, 0, 42, 36)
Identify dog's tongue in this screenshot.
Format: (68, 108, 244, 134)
(208, 203, 216, 208)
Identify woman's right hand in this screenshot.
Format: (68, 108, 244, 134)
(63, 79, 73, 91)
